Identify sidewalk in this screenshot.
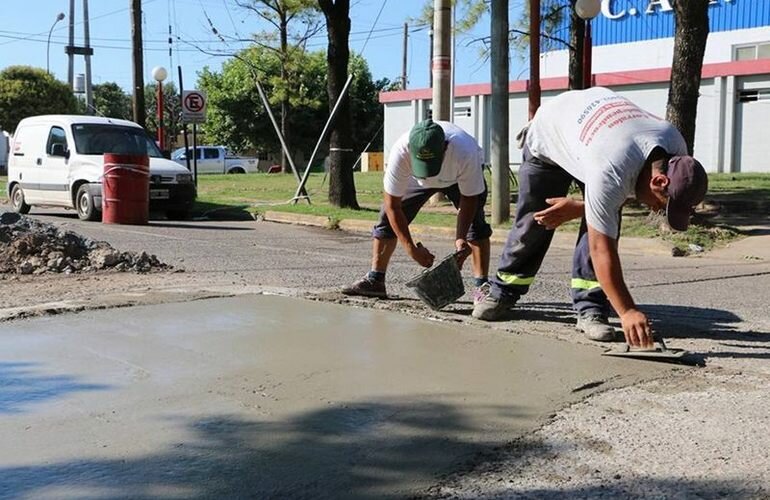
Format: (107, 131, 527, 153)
(263, 206, 770, 261)
(264, 210, 677, 257)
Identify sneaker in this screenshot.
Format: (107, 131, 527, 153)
(472, 295, 515, 321)
(472, 282, 491, 306)
(341, 276, 387, 298)
(576, 314, 617, 342)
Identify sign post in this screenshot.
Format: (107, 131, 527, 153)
(181, 90, 207, 187)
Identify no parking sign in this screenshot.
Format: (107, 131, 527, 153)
(182, 90, 207, 123)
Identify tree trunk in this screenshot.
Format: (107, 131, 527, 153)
(568, 1, 585, 90)
(280, 14, 291, 174)
(319, 0, 359, 209)
(666, 1, 710, 155)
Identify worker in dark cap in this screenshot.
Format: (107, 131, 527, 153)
(342, 119, 493, 305)
(473, 87, 708, 349)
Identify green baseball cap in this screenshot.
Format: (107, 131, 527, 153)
(408, 119, 446, 178)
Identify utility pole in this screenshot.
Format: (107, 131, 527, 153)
(67, 0, 75, 87)
(131, 0, 146, 127)
(83, 0, 94, 113)
(432, 0, 451, 121)
(401, 22, 408, 90)
(529, 0, 541, 119)
(491, 0, 510, 224)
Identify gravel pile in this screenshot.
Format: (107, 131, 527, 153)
(0, 212, 170, 275)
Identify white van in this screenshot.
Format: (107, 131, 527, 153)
(7, 115, 196, 220)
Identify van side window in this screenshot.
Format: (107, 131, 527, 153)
(204, 148, 219, 159)
(46, 127, 68, 156)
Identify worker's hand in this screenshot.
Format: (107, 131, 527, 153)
(454, 239, 472, 269)
(620, 309, 655, 349)
(533, 197, 584, 230)
(409, 242, 435, 268)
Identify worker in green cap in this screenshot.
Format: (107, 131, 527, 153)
(342, 119, 493, 304)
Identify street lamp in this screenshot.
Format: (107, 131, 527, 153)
(576, 0, 601, 89)
(47, 12, 65, 75)
(152, 66, 168, 152)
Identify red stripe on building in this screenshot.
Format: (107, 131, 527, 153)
(379, 59, 770, 103)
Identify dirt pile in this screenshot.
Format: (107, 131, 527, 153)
(0, 212, 170, 275)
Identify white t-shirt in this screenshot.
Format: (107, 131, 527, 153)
(525, 87, 687, 238)
(383, 121, 485, 198)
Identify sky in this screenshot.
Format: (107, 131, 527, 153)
(0, 0, 526, 93)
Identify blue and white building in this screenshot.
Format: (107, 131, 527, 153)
(380, 0, 770, 172)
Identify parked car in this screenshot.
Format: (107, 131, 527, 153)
(0, 130, 9, 175)
(7, 115, 196, 221)
(172, 146, 260, 174)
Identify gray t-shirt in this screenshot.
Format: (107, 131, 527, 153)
(525, 87, 687, 238)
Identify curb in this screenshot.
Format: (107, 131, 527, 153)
(263, 211, 675, 256)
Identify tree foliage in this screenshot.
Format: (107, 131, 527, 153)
(237, 0, 322, 171)
(236, 0, 321, 47)
(144, 82, 183, 150)
(413, 0, 488, 33)
(92, 82, 132, 120)
(0, 66, 79, 132)
(197, 45, 382, 159)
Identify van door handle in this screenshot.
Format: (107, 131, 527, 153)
(36, 158, 42, 166)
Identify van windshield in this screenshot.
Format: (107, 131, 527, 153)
(71, 124, 163, 157)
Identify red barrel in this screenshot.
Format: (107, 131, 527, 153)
(102, 153, 150, 225)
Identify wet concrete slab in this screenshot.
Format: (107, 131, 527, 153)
(0, 295, 676, 499)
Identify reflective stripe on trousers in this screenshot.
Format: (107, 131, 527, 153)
(497, 273, 535, 286)
(571, 278, 601, 290)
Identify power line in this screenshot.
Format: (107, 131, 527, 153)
(359, 0, 389, 55)
(0, 0, 160, 47)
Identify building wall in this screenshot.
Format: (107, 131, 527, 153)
(381, 65, 770, 173)
(542, 27, 770, 78)
(734, 74, 770, 172)
(380, 0, 770, 174)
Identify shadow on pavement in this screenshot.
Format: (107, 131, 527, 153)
(148, 222, 254, 231)
(0, 398, 522, 499)
(0, 361, 111, 414)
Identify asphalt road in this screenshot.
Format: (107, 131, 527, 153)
(1, 207, 769, 498)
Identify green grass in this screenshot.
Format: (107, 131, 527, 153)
(195, 172, 386, 207)
(2, 172, 767, 252)
(707, 173, 770, 193)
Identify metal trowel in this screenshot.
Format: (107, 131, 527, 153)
(602, 336, 688, 361)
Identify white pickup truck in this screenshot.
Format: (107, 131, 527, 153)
(171, 146, 260, 174)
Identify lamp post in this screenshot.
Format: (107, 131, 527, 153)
(152, 66, 168, 152)
(47, 12, 65, 75)
(575, 0, 601, 89)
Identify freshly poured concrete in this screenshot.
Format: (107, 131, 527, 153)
(0, 295, 673, 499)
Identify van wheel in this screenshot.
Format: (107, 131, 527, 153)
(76, 184, 101, 221)
(10, 184, 31, 214)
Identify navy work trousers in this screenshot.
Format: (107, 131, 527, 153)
(372, 182, 493, 242)
(489, 147, 611, 316)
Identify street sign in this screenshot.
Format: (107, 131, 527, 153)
(182, 90, 207, 123)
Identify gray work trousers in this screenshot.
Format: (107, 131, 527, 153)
(489, 147, 612, 316)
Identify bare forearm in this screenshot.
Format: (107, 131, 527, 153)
(455, 195, 478, 241)
(588, 226, 653, 348)
(385, 207, 416, 252)
(591, 245, 636, 316)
